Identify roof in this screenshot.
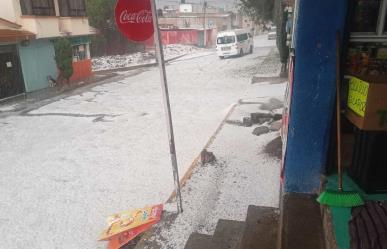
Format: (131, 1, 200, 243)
(0, 18, 36, 42)
(0, 18, 22, 29)
(0, 29, 36, 42)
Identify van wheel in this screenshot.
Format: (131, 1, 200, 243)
(240, 49, 244, 57)
(219, 56, 224, 60)
(250, 46, 254, 54)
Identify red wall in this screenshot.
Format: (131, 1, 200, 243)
(161, 30, 199, 45)
(70, 59, 92, 82)
(145, 29, 213, 47)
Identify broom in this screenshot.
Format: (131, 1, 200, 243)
(317, 32, 364, 208)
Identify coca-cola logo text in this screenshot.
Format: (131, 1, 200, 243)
(119, 10, 152, 24)
(115, 0, 154, 42)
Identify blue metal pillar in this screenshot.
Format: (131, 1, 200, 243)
(284, 0, 348, 193)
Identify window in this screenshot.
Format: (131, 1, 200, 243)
(349, 0, 387, 40)
(20, 0, 55, 16)
(350, 0, 381, 33)
(237, 34, 248, 42)
(217, 36, 236, 44)
(59, 0, 87, 17)
(72, 44, 87, 62)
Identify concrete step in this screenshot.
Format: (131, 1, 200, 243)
(279, 193, 325, 249)
(184, 232, 214, 249)
(212, 219, 246, 249)
(240, 205, 280, 249)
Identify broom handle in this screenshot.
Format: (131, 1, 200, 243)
(336, 32, 343, 191)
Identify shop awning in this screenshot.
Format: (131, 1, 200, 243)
(0, 29, 36, 43)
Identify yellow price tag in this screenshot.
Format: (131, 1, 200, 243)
(347, 77, 369, 117)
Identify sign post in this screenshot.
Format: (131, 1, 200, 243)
(149, 0, 183, 214)
(115, 0, 183, 214)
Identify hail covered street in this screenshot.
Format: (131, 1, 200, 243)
(0, 36, 280, 249)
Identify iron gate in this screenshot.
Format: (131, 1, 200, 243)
(0, 45, 25, 99)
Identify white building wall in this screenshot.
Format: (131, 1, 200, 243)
(58, 17, 93, 36)
(1, 0, 95, 39)
(21, 17, 61, 38)
(0, 0, 19, 23)
(179, 4, 193, 13)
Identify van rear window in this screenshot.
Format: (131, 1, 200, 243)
(237, 34, 248, 42)
(217, 36, 236, 44)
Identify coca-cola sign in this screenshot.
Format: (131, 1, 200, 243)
(115, 0, 154, 42)
(119, 10, 152, 24)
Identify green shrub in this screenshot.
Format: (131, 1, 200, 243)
(54, 38, 73, 82)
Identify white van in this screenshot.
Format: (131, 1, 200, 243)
(216, 29, 254, 59)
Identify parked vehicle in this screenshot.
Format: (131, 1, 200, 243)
(216, 29, 254, 59)
(268, 26, 277, 40)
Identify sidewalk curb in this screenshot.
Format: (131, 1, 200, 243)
(133, 103, 238, 249)
(166, 103, 238, 203)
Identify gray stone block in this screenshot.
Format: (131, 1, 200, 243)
(243, 117, 253, 127)
(269, 120, 282, 131)
(258, 117, 272, 124)
(251, 112, 273, 124)
(252, 126, 270, 136)
(273, 113, 283, 121)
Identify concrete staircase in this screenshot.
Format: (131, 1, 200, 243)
(184, 194, 325, 249)
(184, 206, 279, 249)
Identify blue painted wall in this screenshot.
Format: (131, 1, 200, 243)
(18, 39, 57, 92)
(284, 0, 348, 193)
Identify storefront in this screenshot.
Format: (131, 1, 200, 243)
(0, 19, 35, 100)
(69, 36, 92, 82)
(335, 0, 387, 194)
(0, 44, 25, 99)
(17, 36, 93, 93)
(283, 0, 387, 248)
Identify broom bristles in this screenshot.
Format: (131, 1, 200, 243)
(317, 190, 364, 207)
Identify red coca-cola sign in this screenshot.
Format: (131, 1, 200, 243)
(115, 0, 154, 42)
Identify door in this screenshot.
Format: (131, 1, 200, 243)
(0, 46, 25, 99)
(237, 33, 249, 53)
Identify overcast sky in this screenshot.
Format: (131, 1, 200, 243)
(156, 0, 239, 11)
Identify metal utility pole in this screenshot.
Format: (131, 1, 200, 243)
(203, 1, 207, 48)
(150, 0, 183, 214)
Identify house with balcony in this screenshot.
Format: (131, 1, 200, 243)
(0, 0, 96, 100)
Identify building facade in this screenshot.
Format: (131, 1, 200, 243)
(158, 3, 236, 48)
(0, 0, 95, 99)
(282, 1, 387, 248)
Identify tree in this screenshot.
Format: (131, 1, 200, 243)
(86, 0, 144, 56)
(274, 0, 289, 77)
(239, 0, 275, 23)
(54, 38, 73, 86)
(239, 0, 289, 77)
(86, 0, 116, 32)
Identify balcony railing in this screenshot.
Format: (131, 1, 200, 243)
(20, 0, 87, 17)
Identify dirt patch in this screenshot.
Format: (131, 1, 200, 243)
(264, 136, 283, 159)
